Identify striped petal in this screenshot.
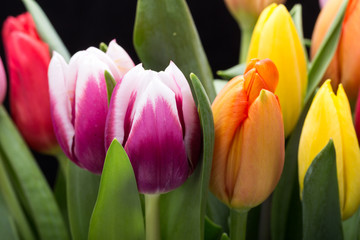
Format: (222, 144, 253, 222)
(48, 52, 75, 160)
(125, 77, 187, 194)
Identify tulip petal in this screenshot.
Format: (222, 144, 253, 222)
(125, 78, 188, 194)
(210, 76, 248, 205)
(105, 64, 152, 149)
(106, 40, 135, 78)
(333, 85, 360, 219)
(49, 52, 75, 160)
(229, 90, 284, 209)
(298, 80, 345, 213)
(162, 61, 201, 170)
(0, 57, 6, 104)
(72, 54, 110, 174)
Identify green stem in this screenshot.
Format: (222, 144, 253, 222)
(55, 152, 69, 178)
(145, 194, 161, 240)
(239, 27, 253, 64)
(230, 208, 248, 240)
(0, 153, 35, 240)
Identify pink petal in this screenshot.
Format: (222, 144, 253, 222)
(0, 57, 6, 104)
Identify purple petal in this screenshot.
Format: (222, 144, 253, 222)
(0, 57, 6, 104)
(125, 78, 188, 194)
(105, 64, 152, 148)
(73, 55, 109, 174)
(48, 52, 75, 161)
(106, 40, 135, 78)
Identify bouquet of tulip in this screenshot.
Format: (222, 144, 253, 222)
(0, 0, 360, 239)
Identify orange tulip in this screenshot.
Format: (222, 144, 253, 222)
(311, 0, 360, 102)
(210, 59, 285, 210)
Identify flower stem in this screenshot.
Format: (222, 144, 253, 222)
(145, 194, 161, 240)
(55, 151, 69, 178)
(230, 208, 248, 240)
(239, 27, 253, 64)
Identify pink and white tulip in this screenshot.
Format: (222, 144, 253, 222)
(105, 62, 201, 194)
(49, 42, 134, 174)
(0, 57, 6, 104)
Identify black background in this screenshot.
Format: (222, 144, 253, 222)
(0, 0, 320, 185)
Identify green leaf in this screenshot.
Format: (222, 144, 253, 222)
(305, 0, 348, 104)
(157, 74, 214, 240)
(302, 140, 343, 240)
(204, 216, 223, 240)
(271, 101, 310, 240)
(22, 0, 71, 61)
(343, 206, 360, 240)
(216, 63, 246, 80)
(67, 162, 100, 240)
(213, 79, 228, 95)
(88, 140, 145, 240)
(290, 4, 309, 66)
(0, 106, 69, 240)
(220, 233, 230, 240)
(104, 71, 117, 104)
(133, 0, 216, 101)
(206, 192, 229, 233)
(0, 192, 20, 240)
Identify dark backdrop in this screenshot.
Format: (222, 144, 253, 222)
(0, 0, 320, 185)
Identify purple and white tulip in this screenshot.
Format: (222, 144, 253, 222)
(48, 42, 134, 174)
(0, 57, 6, 104)
(105, 62, 202, 194)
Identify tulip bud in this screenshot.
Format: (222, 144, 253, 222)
(105, 62, 201, 194)
(0, 57, 6, 104)
(298, 80, 360, 220)
(311, 0, 360, 102)
(2, 12, 58, 153)
(247, 4, 308, 137)
(48, 42, 134, 174)
(210, 58, 285, 210)
(224, 0, 286, 30)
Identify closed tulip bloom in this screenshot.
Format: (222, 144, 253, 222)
(224, 0, 286, 29)
(105, 62, 201, 194)
(48, 43, 134, 174)
(2, 12, 59, 153)
(0, 57, 6, 104)
(298, 80, 360, 220)
(210, 59, 284, 210)
(247, 4, 308, 137)
(311, 0, 360, 102)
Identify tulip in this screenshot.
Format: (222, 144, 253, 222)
(311, 0, 360, 102)
(2, 12, 58, 153)
(298, 80, 360, 220)
(355, 88, 360, 139)
(105, 61, 201, 194)
(0, 57, 6, 104)
(319, 0, 328, 8)
(210, 58, 285, 210)
(247, 4, 308, 137)
(224, 0, 286, 30)
(48, 42, 134, 174)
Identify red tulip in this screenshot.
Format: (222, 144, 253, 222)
(2, 13, 58, 153)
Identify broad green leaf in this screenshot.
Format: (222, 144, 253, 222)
(0, 192, 20, 240)
(67, 162, 100, 240)
(302, 140, 343, 240)
(104, 70, 117, 104)
(290, 4, 309, 66)
(0, 106, 69, 240)
(22, 0, 70, 61)
(271, 101, 309, 240)
(216, 63, 246, 80)
(88, 140, 145, 240)
(343, 206, 360, 240)
(133, 0, 216, 101)
(157, 74, 214, 240)
(305, 0, 348, 104)
(204, 216, 223, 240)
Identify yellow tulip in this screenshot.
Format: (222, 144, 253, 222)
(247, 4, 308, 137)
(210, 59, 285, 210)
(298, 80, 360, 220)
